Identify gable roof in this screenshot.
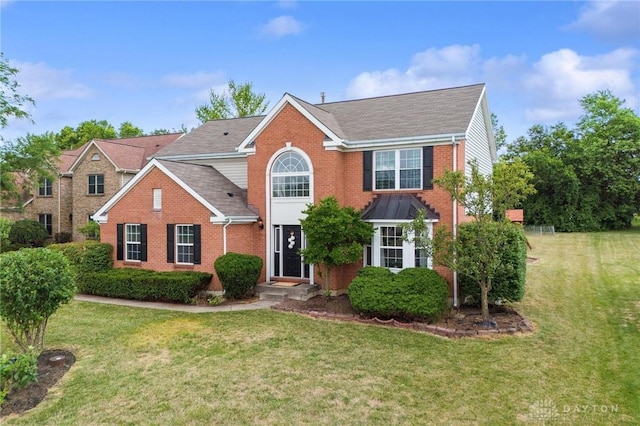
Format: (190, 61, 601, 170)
(154, 116, 264, 159)
(361, 194, 440, 221)
(93, 158, 258, 223)
(239, 83, 491, 152)
(69, 133, 183, 172)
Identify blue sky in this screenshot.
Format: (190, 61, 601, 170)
(1, 1, 639, 144)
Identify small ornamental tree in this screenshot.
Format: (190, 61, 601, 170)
(0, 248, 77, 352)
(299, 196, 374, 295)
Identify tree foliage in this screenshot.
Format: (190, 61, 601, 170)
(118, 121, 145, 138)
(0, 54, 34, 131)
(55, 119, 118, 149)
(299, 196, 374, 294)
(195, 80, 269, 123)
(0, 248, 77, 352)
(506, 91, 640, 231)
(8, 219, 49, 247)
(432, 160, 535, 321)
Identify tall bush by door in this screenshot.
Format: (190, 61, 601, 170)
(214, 252, 263, 299)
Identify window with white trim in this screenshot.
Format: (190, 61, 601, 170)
(126, 224, 142, 261)
(380, 226, 404, 268)
(272, 151, 310, 197)
(176, 225, 194, 264)
(39, 214, 52, 235)
(366, 221, 433, 270)
(88, 174, 104, 195)
(374, 148, 422, 190)
(39, 179, 52, 196)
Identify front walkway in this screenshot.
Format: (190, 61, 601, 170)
(74, 294, 278, 313)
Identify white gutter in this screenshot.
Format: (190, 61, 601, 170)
(223, 218, 233, 254)
(333, 133, 466, 150)
(452, 135, 459, 307)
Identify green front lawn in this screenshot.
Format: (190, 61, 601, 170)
(1, 230, 639, 425)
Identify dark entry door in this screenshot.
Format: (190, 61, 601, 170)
(282, 225, 302, 277)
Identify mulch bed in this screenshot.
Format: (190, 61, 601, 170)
(273, 294, 534, 338)
(1, 349, 76, 417)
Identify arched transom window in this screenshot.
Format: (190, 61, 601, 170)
(272, 151, 310, 198)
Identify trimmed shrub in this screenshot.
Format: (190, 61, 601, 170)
(78, 269, 212, 304)
(356, 266, 394, 279)
(48, 241, 113, 273)
(0, 248, 77, 351)
(7, 219, 49, 247)
(54, 232, 72, 243)
(459, 222, 528, 304)
(0, 242, 29, 253)
(0, 350, 38, 405)
(214, 252, 263, 299)
(348, 267, 449, 321)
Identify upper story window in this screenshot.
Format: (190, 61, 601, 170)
(272, 151, 310, 198)
(374, 148, 421, 190)
(39, 178, 53, 196)
(88, 174, 104, 195)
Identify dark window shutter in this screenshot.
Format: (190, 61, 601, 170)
(116, 224, 124, 260)
(363, 151, 373, 191)
(167, 224, 175, 263)
(140, 224, 147, 262)
(193, 224, 201, 265)
(423, 146, 434, 190)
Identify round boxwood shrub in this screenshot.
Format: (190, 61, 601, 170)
(348, 267, 449, 321)
(459, 222, 528, 305)
(214, 252, 263, 299)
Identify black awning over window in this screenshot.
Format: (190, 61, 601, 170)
(361, 194, 439, 221)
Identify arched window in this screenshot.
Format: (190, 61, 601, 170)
(272, 151, 310, 198)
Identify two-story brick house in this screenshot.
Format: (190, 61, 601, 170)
(94, 84, 496, 304)
(1, 133, 183, 241)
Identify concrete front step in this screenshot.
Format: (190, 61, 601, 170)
(256, 282, 321, 301)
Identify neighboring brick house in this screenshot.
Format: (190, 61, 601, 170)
(94, 84, 496, 304)
(1, 133, 183, 241)
(67, 133, 183, 240)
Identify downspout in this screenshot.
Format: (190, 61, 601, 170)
(452, 135, 459, 307)
(223, 218, 233, 254)
(57, 178, 61, 234)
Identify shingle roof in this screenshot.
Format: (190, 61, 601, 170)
(361, 194, 440, 221)
(155, 117, 264, 157)
(312, 84, 485, 141)
(157, 160, 258, 217)
(56, 144, 85, 173)
(93, 133, 183, 169)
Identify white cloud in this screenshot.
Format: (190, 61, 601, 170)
(260, 15, 302, 39)
(523, 48, 638, 121)
(160, 71, 225, 89)
(346, 44, 483, 98)
(277, 0, 297, 9)
(11, 61, 92, 101)
(566, 0, 640, 42)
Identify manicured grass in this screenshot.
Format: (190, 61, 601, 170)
(1, 230, 639, 425)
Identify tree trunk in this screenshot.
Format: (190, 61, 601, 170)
(480, 282, 490, 322)
(324, 266, 332, 296)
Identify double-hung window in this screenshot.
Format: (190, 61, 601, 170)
(380, 226, 404, 269)
(125, 224, 142, 261)
(176, 225, 195, 264)
(365, 222, 433, 270)
(39, 179, 52, 196)
(374, 148, 422, 190)
(39, 214, 52, 235)
(88, 174, 104, 195)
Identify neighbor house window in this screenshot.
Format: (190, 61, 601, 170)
(88, 174, 104, 195)
(374, 148, 421, 190)
(176, 225, 195, 264)
(272, 151, 310, 197)
(39, 214, 52, 235)
(38, 179, 53, 196)
(125, 224, 142, 261)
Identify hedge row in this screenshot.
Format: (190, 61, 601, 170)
(48, 241, 113, 273)
(348, 266, 449, 322)
(78, 268, 212, 304)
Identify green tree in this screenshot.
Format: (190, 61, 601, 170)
(491, 113, 507, 152)
(0, 248, 77, 352)
(8, 219, 49, 247)
(299, 196, 374, 295)
(0, 54, 34, 131)
(432, 160, 535, 322)
(195, 80, 269, 123)
(118, 121, 145, 138)
(55, 119, 118, 149)
(0, 132, 61, 208)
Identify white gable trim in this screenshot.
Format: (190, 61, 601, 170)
(465, 86, 497, 163)
(68, 140, 118, 173)
(93, 158, 225, 223)
(237, 94, 344, 153)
